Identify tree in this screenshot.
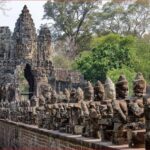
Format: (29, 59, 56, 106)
(52, 54, 73, 69)
(132, 37, 150, 82)
(74, 34, 135, 82)
(107, 66, 136, 95)
(43, 1, 99, 57)
(93, 0, 150, 37)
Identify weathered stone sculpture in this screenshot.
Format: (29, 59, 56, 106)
(112, 75, 128, 145)
(70, 88, 76, 103)
(36, 95, 46, 128)
(73, 88, 84, 134)
(105, 77, 116, 101)
(94, 80, 105, 102)
(89, 102, 101, 138)
(51, 104, 59, 130)
(68, 88, 84, 134)
(84, 81, 94, 101)
(100, 77, 115, 141)
(29, 95, 38, 124)
(51, 90, 57, 104)
(144, 95, 150, 150)
(63, 88, 70, 103)
(127, 73, 146, 148)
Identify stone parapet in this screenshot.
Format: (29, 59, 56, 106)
(0, 119, 143, 150)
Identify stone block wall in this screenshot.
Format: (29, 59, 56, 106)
(0, 120, 117, 150)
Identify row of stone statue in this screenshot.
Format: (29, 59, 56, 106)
(0, 72, 150, 149)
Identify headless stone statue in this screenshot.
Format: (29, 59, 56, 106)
(112, 75, 128, 145)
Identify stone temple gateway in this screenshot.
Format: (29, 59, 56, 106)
(0, 5, 84, 101)
(0, 5, 150, 150)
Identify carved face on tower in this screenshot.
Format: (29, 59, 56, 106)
(13, 5, 37, 60)
(133, 73, 146, 97)
(116, 75, 129, 99)
(94, 80, 105, 101)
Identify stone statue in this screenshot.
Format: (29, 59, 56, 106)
(105, 77, 116, 101)
(63, 88, 70, 103)
(112, 75, 128, 145)
(89, 102, 101, 138)
(36, 95, 46, 128)
(99, 77, 115, 141)
(144, 95, 150, 150)
(76, 87, 84, 103)
(39, 84, 52, 104)
(51, 104, 60, 130)
(68, 87, 84, 134)
(94, 80, 105, 102)
(29, 95, 38, 125)
(127, 73, 146, 148)
(70, 88, 76, 103)
(84, 81, 94, 101)
(51, 90, 57, 104)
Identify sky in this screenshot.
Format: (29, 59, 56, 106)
(0, 1, 47, 32)
(0, 0, 110, 32)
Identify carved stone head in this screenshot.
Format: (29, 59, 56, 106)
(70, 88, 76, 103)
(40, 84, 52, 104)
(133, 72, 146, 97)
(51, 90, 57, 104)
(84, 81, 94, 101)
(105, 77, 116, 100)
(38, 96, 45, 107)
(116, 75, 128, 99)
(30, 95, 38, 107)
(94, 80, 105, 101)
(76, 87, 84, 102)
(64, 88, 70, 102)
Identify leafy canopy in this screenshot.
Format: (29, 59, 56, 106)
(43, 1, 99, 57)
(75, 34, 136, 82)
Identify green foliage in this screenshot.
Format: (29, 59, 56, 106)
(73, 51, 93, 80)
(90, 33, 135, 48)
(93, 0, 150, 37)
(18, 71, 29, 93)
(75, 34, 135, 82)
(107, 66, 136, 95)
(132, 37, 150, 82)
(52, 55, 73, 69)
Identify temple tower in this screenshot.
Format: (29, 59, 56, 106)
(13, 5, 37, 62)
(0, 27, 12, 60)
(37, 26, 51, 64)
